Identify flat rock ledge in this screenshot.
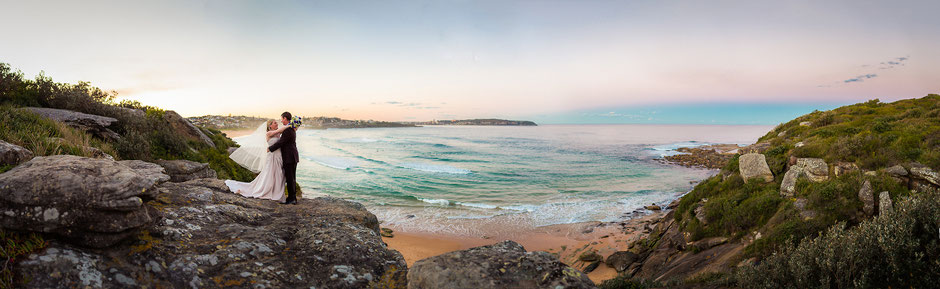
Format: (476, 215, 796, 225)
(25, 107, 121, 141)
(0, 155, 158, 248)
(155, 159, 218, 182)
(7, 157, 406, 289)
(407, 240, 596, 289)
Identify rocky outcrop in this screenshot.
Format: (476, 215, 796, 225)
(908, 164, 940, 194)
(0, 155, 157, 248)
(662, 144, 738, 169)
(0, 140, 33, 166)
(606, 251, 639, 272)
(739, 142, 771, 154)
(883, 165, 909, 184)
(780, 158, 829, 197)
(25, 107, 121, 141)
(739, 153, 774, 183)
(13, 157, 406, 288)
(859, 181, 875, 216)
(796, 158, 828, 181)
(630, 210, 744, 282)
(118, 160, 171, 184)
(407, 240, 595, 289)
(792, 198, 817, 220)
(878, 191, 893, 214)
(163, 110, 215, 147)
(155, 159, 218, 182)
(833, 162, 859, 177)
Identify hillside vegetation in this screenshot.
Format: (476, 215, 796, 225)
(612, 95, 940, 288)
(0, 62, 254, 181)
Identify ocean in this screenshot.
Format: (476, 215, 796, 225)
(235, 124, 773, 236)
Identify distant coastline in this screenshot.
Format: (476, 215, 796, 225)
(404, 119, 537, 126)
(190, 115, 538, 130)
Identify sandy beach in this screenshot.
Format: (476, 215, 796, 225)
(221, 128, 256, 138)
(381, 210, 667, 284)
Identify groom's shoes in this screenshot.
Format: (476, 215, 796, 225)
(281, 199, 297, 205)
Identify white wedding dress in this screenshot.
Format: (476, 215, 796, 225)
(225, 126, 287, 201)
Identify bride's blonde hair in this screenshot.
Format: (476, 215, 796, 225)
(266, 120, 277, 132)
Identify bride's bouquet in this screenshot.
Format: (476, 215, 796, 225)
(288, 116, 303, 128)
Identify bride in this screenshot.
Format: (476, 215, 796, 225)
(225, 120, 292, 201)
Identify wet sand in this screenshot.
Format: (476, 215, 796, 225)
(381, 211, 666, 284)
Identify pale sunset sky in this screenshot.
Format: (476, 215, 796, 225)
(1, 0, 938, 124)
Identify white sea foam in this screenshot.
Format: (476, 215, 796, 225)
(339, 138, 379, 143)
(418, 198, 451, 206)
(397, 162, 471, 174)
(649, 141, 710, 157)
(454, 202, 499, 209)
(304, 155, 360, 170)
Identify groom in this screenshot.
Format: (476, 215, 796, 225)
(268, 111, 299, 205)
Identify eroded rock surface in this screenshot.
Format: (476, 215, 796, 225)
(739, 153, 773, 183)
(25, 107, 121, 141)
(163, 110, 214, 147)
(0, 155, 157, 247)
(12, 157, 406, 288)
(0, 140, 33, 166)
(407, 240, 595, 289)
(156, 159, 218, 182)
(780, 158, 829, 197)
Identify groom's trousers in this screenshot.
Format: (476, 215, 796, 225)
(284, 162, 298, 201)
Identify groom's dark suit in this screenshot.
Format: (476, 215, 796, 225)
(269, 127, 299, 202)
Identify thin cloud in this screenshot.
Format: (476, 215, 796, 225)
(821, 56, 908, 87)
(843, 74, 877, 83)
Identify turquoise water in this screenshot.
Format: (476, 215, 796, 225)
(236, 124, 772, 236)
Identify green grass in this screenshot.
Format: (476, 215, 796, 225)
(0, 104, 117, 159)
(759, 95, 940, 169)
(0, 229, 48, 289)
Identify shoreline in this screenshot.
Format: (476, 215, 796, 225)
(220, 128, 256, 138)
(381, 210, 667, 284)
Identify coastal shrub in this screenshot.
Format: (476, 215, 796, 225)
(736, 192, 940, 289)
(675, 172, 782, 242)
(598, 275, 652, 289)
(745, 173, 910, 258)
(762, 144, 791, 178)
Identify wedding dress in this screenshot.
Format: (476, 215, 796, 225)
(225, 124, 287, 201)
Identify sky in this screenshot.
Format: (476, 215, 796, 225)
(1, 0, 938, 124)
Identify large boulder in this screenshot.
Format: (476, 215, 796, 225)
(0, 155, 157, 247)
(796, 158, 828, 182)
(739, 153, 774, 183)
(24, 107, 121, 141)
(163, 110, 214, 147)
(780, 158, 829, 197)
(878, 191, 893, 214)
(407, 240, 595, 289)
(780, 166, 803, 197)
(882, 165, 910, 185)
(908, 164, 940, 194)
(118, 160, 171, 184)
(858, 181, 875, 216)
(739, 142, 771, 154)
(15, 177, 407, 288)
(0, 140, 33, 166)
(155, 159, 218, 182)
(606, 251, 639, 272)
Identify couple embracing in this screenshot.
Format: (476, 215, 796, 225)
(225, 112, 300, 205)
